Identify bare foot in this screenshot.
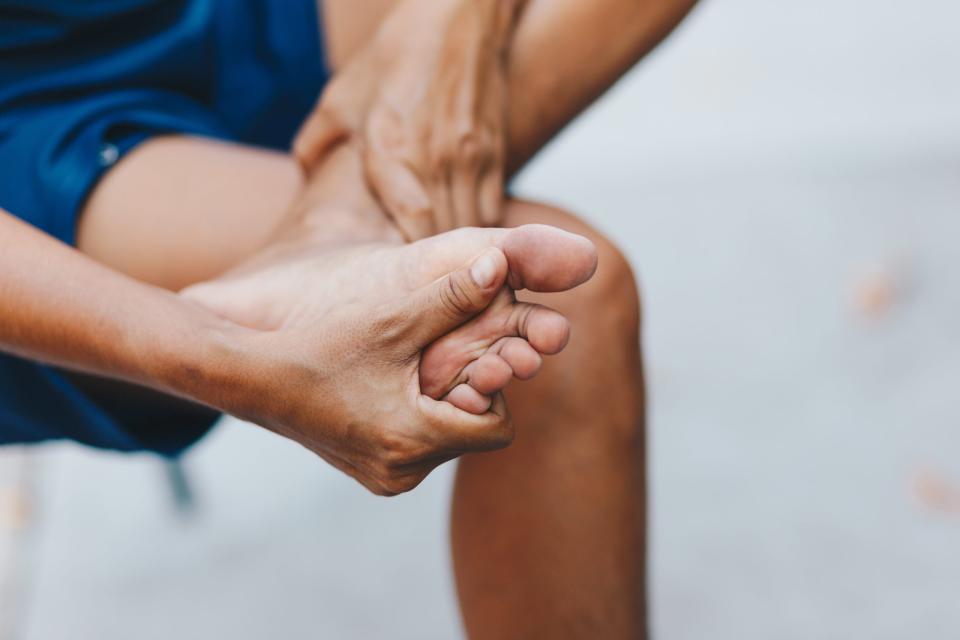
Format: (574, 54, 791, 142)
(184, 145, 597, 413)
(182, 221, 595, 407)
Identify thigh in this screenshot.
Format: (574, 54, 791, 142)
(77, 136, 303, 291)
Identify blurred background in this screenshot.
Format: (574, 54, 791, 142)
(2, 0, 959, 637)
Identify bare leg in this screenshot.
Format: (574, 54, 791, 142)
(454, 203, 645, 638)
(76, 133, 644, 635)
(322, 3, 653, 635)
(79, 0, 697, 281)
(78, 137, 303, 290)
(75, 136, 608, 411)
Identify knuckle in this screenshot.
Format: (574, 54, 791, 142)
(488, 421, 516, 450)
(379, 477, 417, 496)
(457, 132, 485, 164)
(438, 275, 477, 319)
(375, 429, 423, 468)
(367, 482, 398, 497)
(368, 111, 408, 153)
(400, 205, 433, 222)
(507, 302, 535, 336)
(369, 302, 409, 344)
(427, 148, 452, 175)
(475, 411, 515, 450)
(372, 465, 425, 496)
(480, 202, 504, 225)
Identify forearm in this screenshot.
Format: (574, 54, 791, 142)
(0, 209, 244, 407)
(322, 0, 697, 176)
(505, 0, 698, 173)
(375, 0, 697, 177)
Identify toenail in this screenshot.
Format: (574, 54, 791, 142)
(470, 249, 499, 288)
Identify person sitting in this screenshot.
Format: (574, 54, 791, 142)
(0, 0, 697, 636)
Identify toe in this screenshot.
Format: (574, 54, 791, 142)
(495, 337, 542, 380)
(412, 224, 598, 294)
(518, 305, 571, 355)
(500, 224, 598, 292)
(464, 353, 514, 395)
(444, 384, 493, 415)
(419, 300, 571, 400)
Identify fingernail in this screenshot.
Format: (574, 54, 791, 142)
(470, 249, 499, 288)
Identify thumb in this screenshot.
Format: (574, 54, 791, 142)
(292, 107, 348, 171)
(400, 247, 508, 347)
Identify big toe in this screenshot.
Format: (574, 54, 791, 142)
(499, 224, 598, 292)
(413, 224, 598, 295)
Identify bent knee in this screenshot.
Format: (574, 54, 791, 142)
(504, 199, 641, 334)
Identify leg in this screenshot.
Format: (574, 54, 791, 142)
(77, 136, 304, 291)
(68, 137, 309, 420)
(76, 131, 641, 629)
(321, 0, 698, 172)
(74, 138, 600, 416)
(452, 201, 646, 638)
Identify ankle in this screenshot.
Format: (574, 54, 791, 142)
(277, 202, 404, 247)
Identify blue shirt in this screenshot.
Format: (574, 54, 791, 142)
(0, 0, 329, 454)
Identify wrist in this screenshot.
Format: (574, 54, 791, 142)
(140, 294, 262, 418)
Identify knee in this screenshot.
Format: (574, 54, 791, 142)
(505, 199, 641, 338)
(583, 230, 642, 338)
(502, 200, 644, 440)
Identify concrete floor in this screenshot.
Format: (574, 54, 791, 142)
(4, 0, 960, 637)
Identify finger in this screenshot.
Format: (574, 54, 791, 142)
(443, 384, 492, 415)
(421, 391, 513, 452)
(399, 246, 509, 347)
(478, 165, 505, 227)
(431, 168, 456, 234)
(364, 146, 436, 241)
(292, 108, 348, 171)
(451, 169, 480, 230)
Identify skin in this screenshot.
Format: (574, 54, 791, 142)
(226, 143, 596, 416)
(317, 1, 692, 635)
(64, 0, 698, 636)
(314, 0, 699, 209)
(296, 0, 526, 238)
(1, 202, 601, 495)
(75, 141, 640, 633)
(182, 204, 599, 493)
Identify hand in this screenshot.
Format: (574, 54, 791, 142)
(180, 237, 515, 496)
(294, 0, 520, 240)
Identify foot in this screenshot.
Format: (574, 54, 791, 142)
(185, 143, 597, 412)
(182, 221, 596, 413)
(414, 226, 596, 413)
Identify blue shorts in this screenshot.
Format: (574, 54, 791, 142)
(0, 0, 330, 454)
